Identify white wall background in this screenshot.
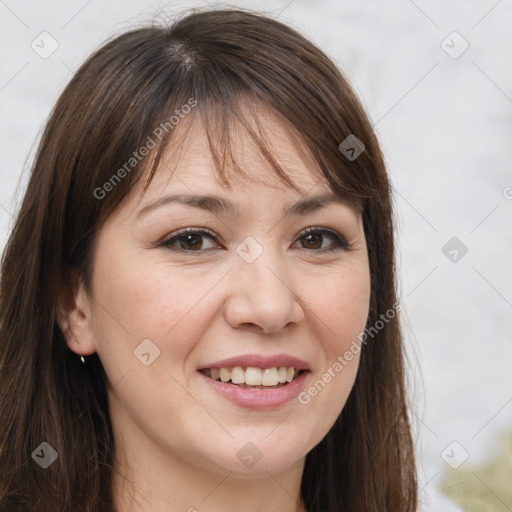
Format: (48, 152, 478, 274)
(1, 1, 511, 511)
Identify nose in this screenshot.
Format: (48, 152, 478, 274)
(223, 246, 305, 334)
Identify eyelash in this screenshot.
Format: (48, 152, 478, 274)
(158, 226, 350, 254)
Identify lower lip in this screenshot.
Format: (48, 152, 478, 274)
(198, 371, 309, 410)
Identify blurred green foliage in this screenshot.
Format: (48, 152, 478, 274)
(440, 432, 512, 512)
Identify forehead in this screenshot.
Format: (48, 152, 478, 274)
(103, 102, 363, 233)
(141, 103, 329, 201)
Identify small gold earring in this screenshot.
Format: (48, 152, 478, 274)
(80, 355, 86, 364)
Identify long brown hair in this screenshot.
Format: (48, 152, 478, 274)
(0, 8, 417, 511)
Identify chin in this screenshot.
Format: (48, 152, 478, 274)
(200, 434, 311, 477)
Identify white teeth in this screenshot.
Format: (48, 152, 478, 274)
(205, 366, 300, 386)
(245, 367, 262, 386)
(231, 366, 245, 384)
(261, 367, 279, 386)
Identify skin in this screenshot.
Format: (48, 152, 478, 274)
(57, 106, 371, 512)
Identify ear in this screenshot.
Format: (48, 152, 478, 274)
(56, 274, 97, 357)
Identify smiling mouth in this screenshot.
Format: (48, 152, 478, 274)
(200, 366, 305, 389)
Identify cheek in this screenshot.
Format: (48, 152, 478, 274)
(296, 264, 370, 432)
(90, 248, 231, 374)
(89, 255, 223, 441)
(94, 265, 186, 338)
(305, 265, 371, 354)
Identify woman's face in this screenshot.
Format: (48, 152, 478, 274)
(70, 108, 371, 478)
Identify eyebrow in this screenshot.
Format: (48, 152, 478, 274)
(136, 192, 354, 219)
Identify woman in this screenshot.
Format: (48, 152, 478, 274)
(0, 8, 417, 511)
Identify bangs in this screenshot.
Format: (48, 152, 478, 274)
(127, 95, 365, 218)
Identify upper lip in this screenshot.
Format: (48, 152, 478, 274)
(198, 354, 310, 371)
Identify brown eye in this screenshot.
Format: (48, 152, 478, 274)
(296, 228, 349, 252)
(176, 233, 204, 251)
(300, 232, 323, 250)
(160, 229, 219, 252)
